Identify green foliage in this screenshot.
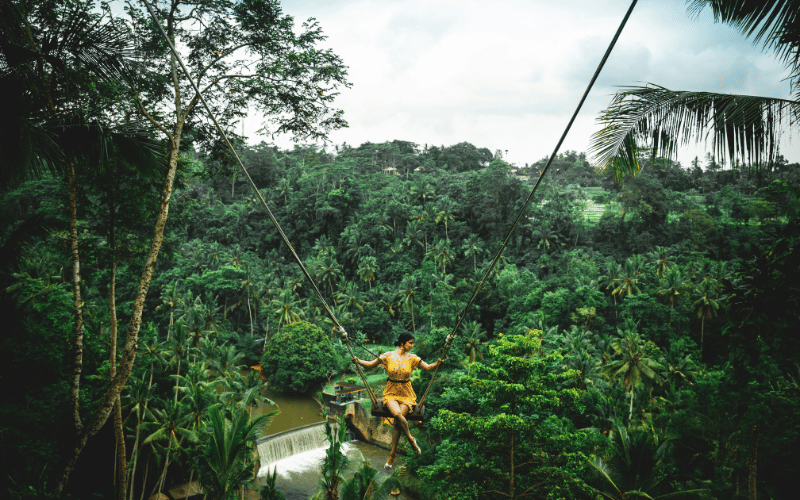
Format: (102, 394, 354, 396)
(417, 330, 601, 499)
(194, 405, 273, 500)
(261, 321, 339, 394)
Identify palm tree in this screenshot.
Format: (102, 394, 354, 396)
(319, 414, 350, 500)
(340, 460, 403, 500)
(194, 406, 275, 500)
(314, 255, 343, 299)
(430, 238, 455, 275)
(271, 289, 303, 328)
(434, 196, 456, 240)
(589, 422, 708, 500)
(157, 282, 182, 340)
(605, 329, 663, 421)
(657, 266, 688, 311)
(461, 321, 488, 367)
(589, 1, 800, 180)
(399, 277, 418, 333)
(141, 398, 198, 498)
(614, 256, 644, 299)
(648, 246, 671, 278)
(462, 234, 483, 272)
(693, 281, 722, 354)
(122, 374, 155, 500)
(357, 255, 379, 290)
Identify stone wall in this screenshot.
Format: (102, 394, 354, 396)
(322, 393, 393, 450)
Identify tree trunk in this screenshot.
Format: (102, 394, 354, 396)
(110, 258, 128, 500)
(629, 390, 635, 421)
(54, 125, 184, 495)
(749, 425, 758, 500)
(509, 431, 516, 499)
(701, 316, 705, 355)
(127, 407, 142, 500)
(67, 159, 85, 437)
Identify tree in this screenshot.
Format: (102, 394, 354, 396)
(588, 422, 708, 500)
(462, 234, 483, 272)
(319, 413, 349, 500)
(605, 328, 663, 422)
(340, 460, 402, 500)
(46, 0, 350, 489)
(261, 321, 338, 394)
(194, 405, 274, 500)
(657, 267, 687, 310)
(357, 255, 379, 290)
(419, 330, 599, 499)
(693, 281, 722, 355)
(271, 288, 303, 329)
(141, 398, 199, 498)
(589, 0, 800, 179)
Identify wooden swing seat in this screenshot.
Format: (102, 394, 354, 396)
(370, 400, 426, 421)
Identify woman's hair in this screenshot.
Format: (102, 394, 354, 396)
(394, 331, 415, 347)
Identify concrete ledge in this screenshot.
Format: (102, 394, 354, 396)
(326, 399, 394, 450)
(255, 421, 326, 445)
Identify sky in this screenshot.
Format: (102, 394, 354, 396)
(243, 0, 798, 168)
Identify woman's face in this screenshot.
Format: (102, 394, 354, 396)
(403, 339, 415, 352)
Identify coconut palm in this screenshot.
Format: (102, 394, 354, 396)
(319, 414, 350, 500)
(340, 460, 403, 500)
(194, 405, 275, 500)
(658, 267, 688, 309)
(157, 282, 182, 340)
(122, 374, 155, 500)
(434, 196, 456, 240)
(141, 398, 199, 498)
(461, 321, 488, 366)
(605, 329, 663, 421)
(357, 255, 379, 289)
(271, 288, 303, 328)
(693, 281, 723, 354)
(588, 422, 708, 500)
(648, 246, 672, 278)
(399, 276, 418, 333)
(590, 1, 800, 180)
(462, 234, 484, 272)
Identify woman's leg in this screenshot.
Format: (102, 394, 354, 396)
(386, 400, 420, 454)
(387, 425, 401, 467)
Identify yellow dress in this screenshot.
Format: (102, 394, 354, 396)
(379, 351, 420, 424)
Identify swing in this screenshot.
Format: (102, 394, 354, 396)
(140, 0, 639, 424)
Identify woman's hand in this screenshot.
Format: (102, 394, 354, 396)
(436, 358, 444, 368)
(351, 357, 360, 366)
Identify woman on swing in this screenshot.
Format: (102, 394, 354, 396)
(351, 332, 443, 469)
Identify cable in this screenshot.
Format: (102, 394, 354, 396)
(137, 0, 379, 405)
(418, 0, 639, 407)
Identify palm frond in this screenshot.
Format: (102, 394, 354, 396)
(588, 457, 622, 499)
(590, 85, 799, 179)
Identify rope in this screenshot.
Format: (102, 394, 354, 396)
(138, 0, 379, 406)
(417, 0, 639, 408)
(140, 0, 638, 411)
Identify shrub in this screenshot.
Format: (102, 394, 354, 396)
(261, 321, 339, 394)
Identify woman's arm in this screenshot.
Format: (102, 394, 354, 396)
(419, 358, 444, 372)
(352, 356, 382, 369)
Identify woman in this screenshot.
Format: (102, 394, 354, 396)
(351, 332, 443, 469)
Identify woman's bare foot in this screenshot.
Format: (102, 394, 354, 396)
(385, 453, 395, 470)
(409, 436, 422, 456)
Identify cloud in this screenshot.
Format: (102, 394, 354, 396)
(253, 0, 799, 165)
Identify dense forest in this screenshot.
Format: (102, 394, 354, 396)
(2, 1, 800, 500)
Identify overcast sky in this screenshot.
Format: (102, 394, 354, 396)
(240, 0, 795, 168)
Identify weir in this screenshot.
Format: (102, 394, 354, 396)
(256, 421, 327, 468)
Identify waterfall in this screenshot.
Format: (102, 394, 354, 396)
(256, 422, 328, 467)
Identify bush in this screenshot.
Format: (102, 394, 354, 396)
(261, 321, 339, 394)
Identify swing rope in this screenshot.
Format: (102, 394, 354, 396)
(140, 0, 638, 413)
(417, 0, 638, 408)
(139, 0, 380, 407)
